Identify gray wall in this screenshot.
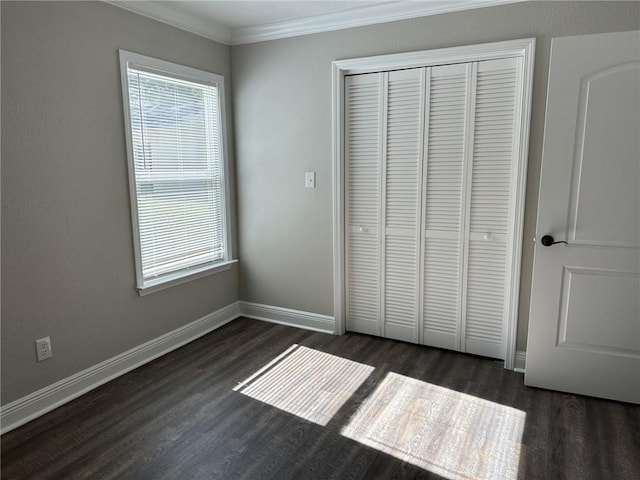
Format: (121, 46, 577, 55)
(3, 0, 639, 407)
(1, 1, 239, 404)
(232, 1, 640, 350)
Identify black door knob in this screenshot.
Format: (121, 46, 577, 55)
(541, 235, 568, 247)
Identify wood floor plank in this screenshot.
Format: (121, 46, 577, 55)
(2, 317, 639, 479)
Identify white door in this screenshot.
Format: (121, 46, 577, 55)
(526, 31, 640, 403)
(383, 69, 423, 343)
(345, 73, 382, 337)
(346, 54, 530, 361)
(421, 57, 524, 360)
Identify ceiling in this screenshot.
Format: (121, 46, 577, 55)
(158, 1, 378, 29)
(107, 0, 524, 45)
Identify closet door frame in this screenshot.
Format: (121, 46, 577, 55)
(332, 38, 535, 369)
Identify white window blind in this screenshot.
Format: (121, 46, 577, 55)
(120, 51, 231, 293)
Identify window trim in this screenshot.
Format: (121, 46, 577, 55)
(119, 50, 234, 295)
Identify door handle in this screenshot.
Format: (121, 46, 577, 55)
(541, 235, 568, 247)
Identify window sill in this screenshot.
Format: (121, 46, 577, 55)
(136, 259, 238, 297)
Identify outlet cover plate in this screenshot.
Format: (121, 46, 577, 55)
(35, 337, 52, 362)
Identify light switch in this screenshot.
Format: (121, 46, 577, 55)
(305, 171, 316, 188)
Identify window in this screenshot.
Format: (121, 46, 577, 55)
(119, 51, 234, 295)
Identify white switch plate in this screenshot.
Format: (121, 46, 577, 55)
(305, 171, 316, 188)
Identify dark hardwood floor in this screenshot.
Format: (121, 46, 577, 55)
(2, 317, 639, 479)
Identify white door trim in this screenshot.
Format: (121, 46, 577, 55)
(332, 38, 535, 369)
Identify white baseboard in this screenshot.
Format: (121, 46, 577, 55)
(239, 301, 335, 334)
(1, 301, 241, 434)
(514, 350, 526, 373)
(0, 298, 522, 433)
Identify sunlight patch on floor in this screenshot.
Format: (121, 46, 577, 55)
(341, 372, 526, 480)
(234, 344, 374, 426)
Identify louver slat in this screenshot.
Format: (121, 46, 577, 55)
(346, 74, 382, 336)
(423, 64, 468, 349)
(464, 58, 519, 358)
(384, 69, 422, 342)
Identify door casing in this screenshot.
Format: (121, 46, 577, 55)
(331, 38, 535, 369)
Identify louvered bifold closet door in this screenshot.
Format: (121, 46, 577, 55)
(345, 73, 383, 336)
(345, 55, 525, 360)
(383, 69, 424, 342)
(463, 57, 521, 358)
(422, 63, 470, 351)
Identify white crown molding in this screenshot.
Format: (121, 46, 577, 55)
(106, 0, 526, 46)
(231, 0, 526, 45)
(106, 0, 232, 45)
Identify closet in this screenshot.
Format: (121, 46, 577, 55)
(345, 54, 527, 361)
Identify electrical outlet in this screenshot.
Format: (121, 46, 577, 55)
(35, 337, 52, 362)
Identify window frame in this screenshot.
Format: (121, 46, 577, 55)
(119, 50, 235, 296)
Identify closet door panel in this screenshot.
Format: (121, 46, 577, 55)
(465, 240, 507, 357)
(383, 69, 423, 342)
(422, 64, 468, 349)
(469, 58, 518, 235)
(346, 73, 382, 336)
(344, 53, 527, 363)
(423, 235, 460, 349)
(464, 57, 520, 357)
(385, 234, 419, 341)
